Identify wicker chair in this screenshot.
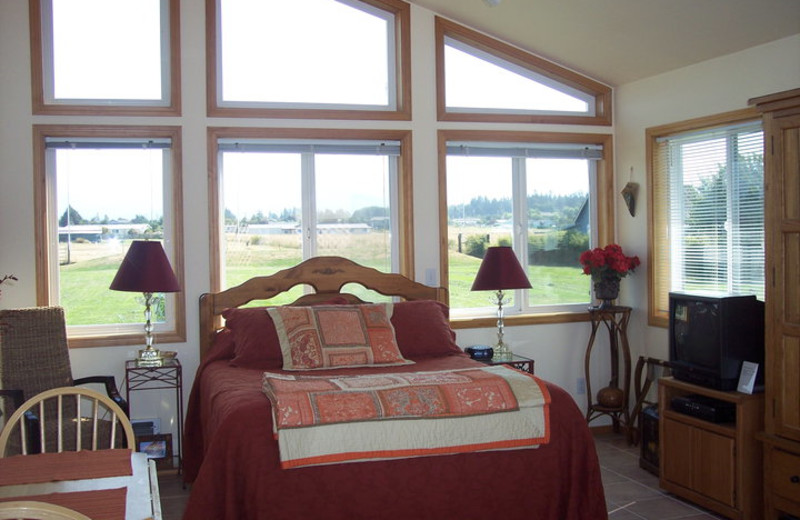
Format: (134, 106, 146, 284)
(0, 500, 92, 520)
(0, 307, 128, 451)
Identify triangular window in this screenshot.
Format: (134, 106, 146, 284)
(436, 17, 611, 125)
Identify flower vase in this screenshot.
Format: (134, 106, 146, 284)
(593, 276, 620, 309)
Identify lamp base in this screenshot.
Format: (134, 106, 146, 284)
(137, 347, 164, 367)
(492, 342, 513, 361)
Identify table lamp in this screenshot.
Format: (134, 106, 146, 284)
(470, 246, 531, 359)
(110, 240, 180, 367)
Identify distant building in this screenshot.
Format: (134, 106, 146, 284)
(565, 198, 590, 235)
(231, 222, 372, 236)
(57, 224, 150, 242)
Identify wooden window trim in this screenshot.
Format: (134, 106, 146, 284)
(205, 0, 411, 121)
(33, 124, 186, 348)
(29, 0, 182, 117)
(435, 17, 612, 126)
(437, 129, 615, 326)
(207, 127, 415, 294)
(645, 107, 760, 327)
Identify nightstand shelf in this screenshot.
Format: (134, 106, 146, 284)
(125, 358, 184, 473)
(479, 354, 535, 374)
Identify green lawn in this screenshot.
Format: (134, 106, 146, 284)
(60, 237, 590, 325)
(448, 250, 589, 308)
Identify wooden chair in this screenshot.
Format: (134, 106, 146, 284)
(0, 307, 128, 434)
(0, 501, 92, 520)
(0, 387, 134, 457)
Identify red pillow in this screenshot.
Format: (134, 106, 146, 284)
(225, 307, 283, 370)
(226, 299, 462, 369)
(390, 300, 462, 359)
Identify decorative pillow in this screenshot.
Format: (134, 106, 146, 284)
(267, 304, 413, 370)
(225, 307, 283, 370)
(390, 300, 463, 359)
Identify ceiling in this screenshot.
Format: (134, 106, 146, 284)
(408, 0, 800, 86)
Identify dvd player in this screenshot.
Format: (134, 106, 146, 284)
(671, 394, 736, 423)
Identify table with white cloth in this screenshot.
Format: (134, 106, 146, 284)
(0, 449, 161, 520)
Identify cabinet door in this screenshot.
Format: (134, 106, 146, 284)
(662, 419, 693, 489)
(662, 418, 736, 508)
(694, 428, 735, 507)
(767, 113, 800, 443)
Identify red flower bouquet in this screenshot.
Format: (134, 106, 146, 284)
(579, 244, 640, 281)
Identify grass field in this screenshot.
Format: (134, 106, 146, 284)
(59, 234, 589, 325)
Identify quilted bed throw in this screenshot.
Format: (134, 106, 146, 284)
(261, 365, 551, 468)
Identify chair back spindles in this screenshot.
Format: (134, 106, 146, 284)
(19, 413, 28, 456)
(73, 395, 80, 453)
(0, 387, 134, 457)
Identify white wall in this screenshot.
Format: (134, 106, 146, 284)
(614, 34, 800, 362)
(1, 0, 797, 439)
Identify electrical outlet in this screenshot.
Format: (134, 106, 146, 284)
(577, 377, 586, 395)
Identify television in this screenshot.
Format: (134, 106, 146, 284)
(668, 292, 765, 391)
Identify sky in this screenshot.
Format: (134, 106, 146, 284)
(447, 157, 590, 206)
(223, 153, 390, 220)
(56, 149, 164, 222)
(52, 0, 162, 100)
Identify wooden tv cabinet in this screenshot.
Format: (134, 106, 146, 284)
(658, 377, 764, 520)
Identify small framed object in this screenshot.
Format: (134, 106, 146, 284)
(737, 361, 759, 394)
(137, 433, 173, 470)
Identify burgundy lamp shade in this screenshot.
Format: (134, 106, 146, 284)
(110, 240, 181, 293)
(471, 246, 531, 291)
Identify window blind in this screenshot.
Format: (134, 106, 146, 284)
(45, 137, 172, 149)
(446, 141, 603, 159)
(218, 139, 400, 156)
(653, 120, 764, 312)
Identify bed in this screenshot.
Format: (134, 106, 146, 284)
(183, 257, 607, 519)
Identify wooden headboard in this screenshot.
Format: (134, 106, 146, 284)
(198, 256, 448, 360)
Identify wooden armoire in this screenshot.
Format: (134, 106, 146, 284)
(750, 88, 800, 519)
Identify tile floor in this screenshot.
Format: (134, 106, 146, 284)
(158, 432, 727, 520)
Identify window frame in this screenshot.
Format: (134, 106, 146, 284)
(205, 0, 411, 121)
(646, 107, 763, 327)
(29, 0, 182, 116)
(33, 124, 186, 348)
(438, 130, 615, 329)
(207, 127, 415, 293)
(435, 17, 612, 126)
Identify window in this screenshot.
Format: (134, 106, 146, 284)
(210, 128, 413, 296)
(648, 109, 764, 326)
(33, 126, 185, 347)
(439, 131, 615, 324)
(30, 0, 181, 115)
(208, 0, 410, 120)
(435, 17, 611, 125)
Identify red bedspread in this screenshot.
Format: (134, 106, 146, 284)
(183, 345, 608, 520)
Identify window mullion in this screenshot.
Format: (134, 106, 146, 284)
(512, 157, 526, 312)
(45, 148, 60, 303)
(302, 152, 316, 259)
(388, 158, 399, 273)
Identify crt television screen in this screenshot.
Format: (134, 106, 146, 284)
(672, 300, 720, 369)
